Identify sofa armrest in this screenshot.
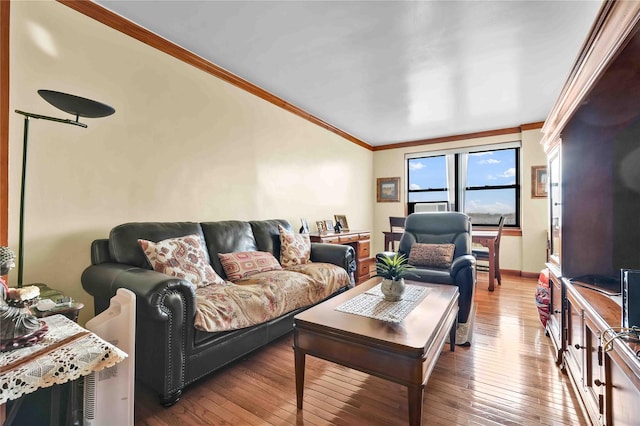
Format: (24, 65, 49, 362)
(450, 254, 476, 277)
(310, 242, 355, 274)
(81, 263, 196, 319)
(82, 263, 196, 400)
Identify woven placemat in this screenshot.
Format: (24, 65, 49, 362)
(335, 284, 430, 323)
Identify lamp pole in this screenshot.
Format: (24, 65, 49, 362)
(13, 90, 114, 288)
(16, 115, 29, 287)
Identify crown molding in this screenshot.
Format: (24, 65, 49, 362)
(58, 0, 372, 151)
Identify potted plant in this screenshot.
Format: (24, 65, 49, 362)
(373, 253, 417, 301)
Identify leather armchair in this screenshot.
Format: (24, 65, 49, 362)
(378, 212, 476, 323)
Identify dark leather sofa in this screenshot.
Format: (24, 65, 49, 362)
(378, 212, 476, 323)
(81, 219, 355, 406)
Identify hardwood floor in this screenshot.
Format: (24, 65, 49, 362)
(134, 273, 587, 425)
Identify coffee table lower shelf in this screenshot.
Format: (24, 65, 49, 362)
(293, 278, 459, 426)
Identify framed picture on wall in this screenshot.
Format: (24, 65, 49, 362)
(377, 177, 401, 202)
(531, 166, 548, 198)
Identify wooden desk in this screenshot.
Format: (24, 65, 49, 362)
(383, 231, 403, 251)
(472, 231, 498, 292)
(309, 230, 371, 283)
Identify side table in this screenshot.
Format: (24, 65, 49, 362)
(1, 315, 127, 426)
(33, 302, 84, 323)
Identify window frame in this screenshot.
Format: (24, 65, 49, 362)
(406, 142, 521, 227)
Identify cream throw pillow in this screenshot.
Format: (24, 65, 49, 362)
(138, 234, 225, 288)
(278, 225, 311, 268)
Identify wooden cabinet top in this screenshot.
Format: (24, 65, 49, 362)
(309, 230, 370, 243)
(564, 279, 640, 383)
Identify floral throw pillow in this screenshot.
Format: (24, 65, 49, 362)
(278, 225, 311, 268)
(138, 234, 225, 288)
(408, 243, 455, 269)
(218, 251, 282, 281)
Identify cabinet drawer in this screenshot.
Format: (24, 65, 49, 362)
(358, 232, 371, 240)
(338, 234, 359, 243)
(357, 241, 370, 259)
(357, 261, 371, 278)
(321, 236, 339, 244)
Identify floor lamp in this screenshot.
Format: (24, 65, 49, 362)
(14, 90, 115, 287)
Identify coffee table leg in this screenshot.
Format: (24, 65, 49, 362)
(408, 385, 424, 426)
(294, 347, 306, 409)
(450, 317, 457, 351)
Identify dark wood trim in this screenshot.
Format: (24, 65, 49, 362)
(520, 121, 544, 131)
(0, 0, 9, 247)
(373, 126, 521, 151)
(57, 0, 372, 151)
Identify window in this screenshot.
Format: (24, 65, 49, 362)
(407, 144, 520, 227)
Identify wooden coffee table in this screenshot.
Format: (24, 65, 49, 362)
(293, 278, 459, 426)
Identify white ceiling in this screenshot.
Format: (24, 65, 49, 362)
(95, 0, 603, 146)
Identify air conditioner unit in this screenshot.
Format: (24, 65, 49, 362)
(83, 288, 136, 426)
(414, 202, 449, 213)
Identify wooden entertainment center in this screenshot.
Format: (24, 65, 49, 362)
(541, 1, 640, 424)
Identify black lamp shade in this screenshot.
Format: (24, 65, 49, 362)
(38, 90, 115, 119)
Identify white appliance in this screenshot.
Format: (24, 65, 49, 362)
(414, 202, 449, 213)
(83, 288, 136, 426)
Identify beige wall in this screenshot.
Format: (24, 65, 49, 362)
(8, 1, 549, 325)
(373, 128, 548, 275)
(9, 1, 373, 323)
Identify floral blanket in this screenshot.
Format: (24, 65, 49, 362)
(194, 263, 349, 332)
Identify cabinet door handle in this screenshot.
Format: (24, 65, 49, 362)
(554, 309, 561, 314)
(594, 379, 605, 387)
(574, 344, 585, 350)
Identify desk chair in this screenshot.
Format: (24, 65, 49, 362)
(472, 216, 505, 286)
(388, 216, 406, 251)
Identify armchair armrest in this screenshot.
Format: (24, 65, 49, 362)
(375, 251, 396, 262)
(450, 254, 476, 277)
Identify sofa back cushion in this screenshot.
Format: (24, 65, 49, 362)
(109, 222, 204, 269)
(200, 221, 258, 278)
(249, 219, 292, 258)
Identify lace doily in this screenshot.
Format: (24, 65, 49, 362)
(0, 314, 127, 404)
(335, 284, 430, 322)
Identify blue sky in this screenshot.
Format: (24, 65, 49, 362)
(408, 149, 516, 214)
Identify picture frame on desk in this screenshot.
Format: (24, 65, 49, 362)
(334, 215, 349, 231)
(316, 221, 325, 233)
(377, 177, 400, 202)
(324, 220, 334, 231)
(299, 218, 310, 233)
(531, 166, 548, 198)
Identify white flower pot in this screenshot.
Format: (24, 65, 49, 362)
(381, 278, 405, 302)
